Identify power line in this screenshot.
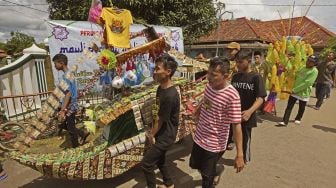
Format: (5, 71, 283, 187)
(225, 3, 336, 7)
(0, 0, 48, 13)
(6, 8, 48, 22)
(0, 3, 48, 6)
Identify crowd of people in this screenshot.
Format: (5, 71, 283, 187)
(1, 44, 334, 187)
(139, 42, 335, 188)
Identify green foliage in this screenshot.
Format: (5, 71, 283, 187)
(46, 0, 91, 21)
(0, 42, 6, 50)
(46, 0, 217, 43)
(5, 32, 35, 55)
(320, 37, 336, 59)
(37, 43, 47, 50)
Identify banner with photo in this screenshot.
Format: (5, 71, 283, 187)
(47, 20, 184, 90)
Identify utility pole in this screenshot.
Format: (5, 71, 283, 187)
(215, 1, 234, 57)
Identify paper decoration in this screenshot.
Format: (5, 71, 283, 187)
(98, 49, 117, 70)
(168, 48, 209, 71)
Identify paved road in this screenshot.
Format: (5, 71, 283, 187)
(1, 89, 336, 188)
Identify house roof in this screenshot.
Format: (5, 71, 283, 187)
(197, 16, 335, 48)
(0, 49, 7, 58)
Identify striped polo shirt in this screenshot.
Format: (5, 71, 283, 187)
(194, 84, 241, 152)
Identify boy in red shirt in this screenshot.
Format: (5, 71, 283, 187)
(190, 57, 245, 187)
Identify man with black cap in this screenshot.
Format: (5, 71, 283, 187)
(279, 55, 319, 126)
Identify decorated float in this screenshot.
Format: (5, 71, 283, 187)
(263, 36, 314, 113)
(5, 2, 209, 180)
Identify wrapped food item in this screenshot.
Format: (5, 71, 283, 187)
(47, 95, 61, 110)
(28, 127, 41, 139)
(35, 121, 47, 132)
(23, 136, 33, 145)
(45, 105, 55, 117)
(58, 80, 69, 92)
(53, 87, 65, 100)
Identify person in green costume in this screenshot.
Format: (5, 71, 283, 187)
(279, 56, 319, 126)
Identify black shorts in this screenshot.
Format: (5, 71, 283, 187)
(189, 142, 224, 177)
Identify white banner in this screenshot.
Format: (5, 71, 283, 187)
(47, 20, 184, 90)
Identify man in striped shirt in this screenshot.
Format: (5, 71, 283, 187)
(190, 57, 245, 188)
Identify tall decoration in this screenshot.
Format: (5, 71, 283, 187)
(265, 36, 314, 100)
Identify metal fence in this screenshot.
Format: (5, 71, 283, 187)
(0, 91, 106, 122)
(0, 71, 196, 123)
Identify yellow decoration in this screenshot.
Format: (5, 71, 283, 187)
(86, 109, 95, 121)
(265, 37, 314, 100)
(84, 121, 96, 134)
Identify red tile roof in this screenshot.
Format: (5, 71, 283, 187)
(197, 16, 335, 48)
(0, 50, 7, 58)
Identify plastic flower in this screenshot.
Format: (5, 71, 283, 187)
(98, 49, 117, 70)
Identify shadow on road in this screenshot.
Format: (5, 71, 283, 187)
(259, 113, 282, 123)
(218, 158, 235, 167)
(312, 124, 336, 133)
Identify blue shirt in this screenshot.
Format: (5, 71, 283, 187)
(62, 71, 78, 112)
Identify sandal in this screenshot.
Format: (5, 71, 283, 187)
(213, 165, 224, 186)
(157, 184, 175, 188)
(0, 170, 7, 181)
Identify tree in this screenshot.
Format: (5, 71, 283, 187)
(46, 0, 218, 43)
(320, 37, 336, 59)
(5, 32, 35, 55)
(0, 42, 5, 50)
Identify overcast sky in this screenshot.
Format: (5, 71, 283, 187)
(0, 0, 335, 43)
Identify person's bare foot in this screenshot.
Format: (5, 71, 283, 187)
(213, 175, 220, 183)
(57, 136, 64, 140)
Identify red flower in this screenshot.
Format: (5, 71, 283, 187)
(102, 56, 109, 65)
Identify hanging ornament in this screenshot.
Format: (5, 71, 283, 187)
(88, 0, 102, 24)
(142, 62, 150, 78)
(112, 76, 124, 89)
(83, 48, 94, 59)
(126, 59, 132, 71)
(97, 49, 117, 70)
(131, 58, 136, 70)
(90, 42, 100, 53)
(76, 56, 84, 64)
(126, 70, 137, 81)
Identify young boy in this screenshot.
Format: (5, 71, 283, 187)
(53, 54, 89, 148)
(231, 55, 267, 164)
(141, 54, 180, 188)
(279, 56, 318, 126)
(190, 57, 245, 188)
